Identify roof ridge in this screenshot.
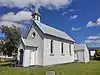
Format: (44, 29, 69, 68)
(39, 21, 66, 33)
(35, 20, 75, 42)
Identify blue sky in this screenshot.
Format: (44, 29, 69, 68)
(0, 0, 100, 45)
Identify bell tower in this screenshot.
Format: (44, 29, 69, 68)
(32, 4, 40, 22)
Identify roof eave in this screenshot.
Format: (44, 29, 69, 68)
(45, 33, 75, 43)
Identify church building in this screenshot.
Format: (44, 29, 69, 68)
(17, 6, 75, 67)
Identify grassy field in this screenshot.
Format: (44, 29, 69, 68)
(0, 60, 100, 75)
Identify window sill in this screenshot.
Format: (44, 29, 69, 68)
(61, 54, 65, 56)
(50, 54, 54, 56)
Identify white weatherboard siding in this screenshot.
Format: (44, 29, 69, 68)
(26, 24, 44, 66)
(84, 45, 90, 63)
(23, 50, 30, 67)
(22, 48, 37, 67)
(30, 51, 35, 65)
(74, 44, 90, 63)
(77, 51, 84, 62)
(74, 53, 78, 60)
(43, 38, 74, 66)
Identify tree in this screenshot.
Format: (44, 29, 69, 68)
(0, 40, 4, 56)
(0, 25, 21, 57)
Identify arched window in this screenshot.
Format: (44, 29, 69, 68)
(61, 42, 63, 54)
(37, 16, 38, 20)
(50, 40, 53, 54)
(69, 43, 71, 54)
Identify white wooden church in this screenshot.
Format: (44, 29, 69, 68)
(17, 6, 76, 67)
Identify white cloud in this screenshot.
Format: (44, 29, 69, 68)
(70, 15, 78, 20)
(87, 36, 100, 40)
(97, 18, 100, 25)
(0, 0, 72, 9)
(98, 33, 100, 35)
(95, 40, 100, 43)
(0, 21, 23, 28)
(62, 9, 77, 15)
(68, 9, 75, 12)
(87, 21, 95, 27)
(62, 9, 80, 16)
(85, 34, 100, 44)
(87, 17, 100, 27)
(84, 40, 100, 44)
(62, 11, 68, 15)
(72, 27, 82, 31)
(0, 11, 32, 28)
(1, 11, 32, 22)
(84, 40, 94, 43)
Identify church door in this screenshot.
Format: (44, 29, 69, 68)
(30, 50, 35, 66)
(19, 49, 24, 65)
(78, 51, 85, 62)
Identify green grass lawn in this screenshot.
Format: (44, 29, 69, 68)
(0, 60, 100, 75)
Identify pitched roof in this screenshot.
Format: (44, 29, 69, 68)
(34, 20, 75, 42)
(74, 44, 86, 51)
(21, 38, 37, 47)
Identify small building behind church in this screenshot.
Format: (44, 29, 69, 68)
(74, 44, 90, 63)
(17, 7, 75, 67)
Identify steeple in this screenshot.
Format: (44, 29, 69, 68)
(32, 3, 40, 22)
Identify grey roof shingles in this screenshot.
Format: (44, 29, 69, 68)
(21, 38, 37, 47)
(23, 20, 75, 42)
(74, 44, 86, 51)
(34, 20, 75, 42)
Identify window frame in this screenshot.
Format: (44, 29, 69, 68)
(37, 16, 39, 20)
(50, 40, 54, 56)
(61, 42, 65, 56)
(61, 42, 64, 54)
(32, 32, 36, 38)
(69, 43, 72, 55)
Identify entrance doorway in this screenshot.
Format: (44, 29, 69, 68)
(30, 51, 35, 66)
(77, 51, 85, 62)
(19, 49, 24, 65)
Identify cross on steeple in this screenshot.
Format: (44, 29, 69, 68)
(32, 2, 40, 22)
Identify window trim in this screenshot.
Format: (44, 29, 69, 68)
(61, 42, 65, 56)
(37, 16, 39, 20)
(50, 40, 54, 56)
(32, 32, 35, 38)
(61, 42, 63, 53)
(69, 43, 72, 55)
